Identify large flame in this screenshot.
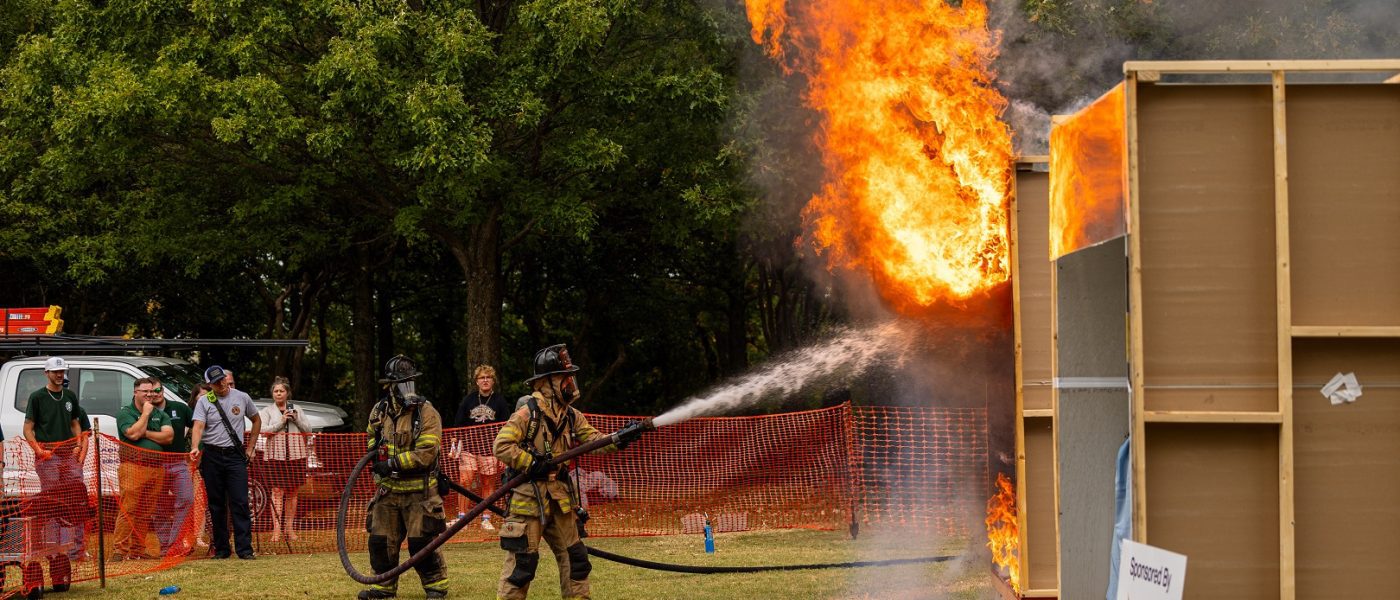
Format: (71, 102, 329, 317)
(1048, 83, 1127, 259)
(986, 472, 1021, 592)
(746, 0, 1014, 312)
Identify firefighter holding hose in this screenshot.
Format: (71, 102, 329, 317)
(494, 344, 652, 600)
(359, 355, 450, 599)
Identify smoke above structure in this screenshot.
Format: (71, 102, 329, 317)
(990, 0, 1400, 155)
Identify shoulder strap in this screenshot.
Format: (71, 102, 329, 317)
(207, 393, 248, 462)
(523, 397, 542, 449)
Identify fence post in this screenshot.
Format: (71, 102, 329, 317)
(93, 421, 105, 589)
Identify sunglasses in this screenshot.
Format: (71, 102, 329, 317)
(140, 388, 163, 394)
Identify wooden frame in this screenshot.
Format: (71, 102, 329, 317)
(1045, 59, 1400, 599)
(1011, 157, 1058, 597)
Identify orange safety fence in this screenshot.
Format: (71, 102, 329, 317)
(850, 405, 989, 538)
(0, 404, 986, 595)
(0, 432, 206, 598)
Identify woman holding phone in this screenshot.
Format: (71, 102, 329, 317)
(257, 376, 312, 542)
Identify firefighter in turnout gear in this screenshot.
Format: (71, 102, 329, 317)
(360, 355, 450, 599)
(494, 344, 649, 600)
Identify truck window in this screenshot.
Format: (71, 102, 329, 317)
(74, 368, 135, 418)
(12, 368, 49, 412)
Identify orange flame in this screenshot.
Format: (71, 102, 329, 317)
(746, 0, 1014, 313)
(986, 472, 1021, 592)
(1048, 83, 1127, 259)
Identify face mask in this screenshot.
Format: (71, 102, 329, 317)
(393, 380, 420, 404)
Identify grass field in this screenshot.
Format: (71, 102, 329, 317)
(58, 529, 1000, 599)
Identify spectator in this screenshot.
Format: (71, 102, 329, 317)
(257, 376, 311, 543)
(452, 365, 509, 530)
(189, 365, 261, 560)
(225, 369, 236, 389)
(21, 357, 85, 598)
(150, 382, 199, 556)
(113, 377, 174, 560)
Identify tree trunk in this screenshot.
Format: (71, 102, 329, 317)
(442, 203, 504, 374)
(351, 248, 378, 428)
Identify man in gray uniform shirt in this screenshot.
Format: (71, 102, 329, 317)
(189, 365, 262, 559)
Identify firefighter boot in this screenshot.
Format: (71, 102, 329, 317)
(357, 587, 395, 599)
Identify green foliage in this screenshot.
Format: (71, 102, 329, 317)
(0, 0, 837, 421)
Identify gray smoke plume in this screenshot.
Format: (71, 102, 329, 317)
(991, 0, 1400, 155)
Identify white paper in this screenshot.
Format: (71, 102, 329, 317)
(1321, 372, 1362, 405)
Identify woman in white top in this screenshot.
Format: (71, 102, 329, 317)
(257, 377, 312, 542)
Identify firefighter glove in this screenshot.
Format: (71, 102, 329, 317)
(525, 450, 553, 480)
(372, 457, 394, 478)
(614, 419, 652, 450)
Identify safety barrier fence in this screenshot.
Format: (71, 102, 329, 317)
(0, 404, 985, 596)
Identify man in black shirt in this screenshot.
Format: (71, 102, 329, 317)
(451, 365, 509, 529)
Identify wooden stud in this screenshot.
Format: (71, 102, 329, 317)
(1050, 241, 1064, 595)
(1016, 154, 1050, 165)
(1290, 325, 1400, 338)
(1144, 411, 1283, 424)
(1386, 73, 1400, 84)
(1272, 69, 1297, 600)
(1125, 59, 1400, 75)
(1023, 409, 1054, 418)
(1125, 72, 1149, 544)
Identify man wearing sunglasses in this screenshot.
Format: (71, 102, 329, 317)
(148, 380, 195, 556)
(113, 377, 174, 560)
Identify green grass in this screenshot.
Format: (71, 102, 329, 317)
(59, 529, 1001, 599)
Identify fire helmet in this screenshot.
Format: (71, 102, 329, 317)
(526, 344, 579, 383)
(381, 355, 421, 384)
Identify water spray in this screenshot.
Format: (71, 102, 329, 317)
(654, 320, 917, 428)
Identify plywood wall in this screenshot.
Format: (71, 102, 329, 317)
(1136, 85, 1279, 414)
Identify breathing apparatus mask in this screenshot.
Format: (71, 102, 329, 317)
(381, 355, 425, 407)
(527, 344, 581, 405)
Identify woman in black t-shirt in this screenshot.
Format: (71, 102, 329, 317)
(450, 365, 509, 528)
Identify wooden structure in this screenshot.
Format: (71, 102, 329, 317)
(1010, 157, 1058, 598)
(1031, 59, 1400, 599)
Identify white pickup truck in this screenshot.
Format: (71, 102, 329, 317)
(0, 355, 350, 495)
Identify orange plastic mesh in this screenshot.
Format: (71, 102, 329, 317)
(0, 404, 987, 594)
(0, 433, 206, 597)
(850, 406, 989, 538)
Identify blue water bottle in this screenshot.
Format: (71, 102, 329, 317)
(159, 585, 180, 595)
(703, 516, 715, 554)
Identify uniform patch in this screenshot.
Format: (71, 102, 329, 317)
(231, 405, 241, 416)
(65, 401, 72, 412)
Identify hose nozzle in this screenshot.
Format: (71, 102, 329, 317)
(612, 418, 656, 448)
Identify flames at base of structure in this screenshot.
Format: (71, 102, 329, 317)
(986, 472, 1021, 593)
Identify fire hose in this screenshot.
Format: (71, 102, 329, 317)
(337, 425, 956, 584)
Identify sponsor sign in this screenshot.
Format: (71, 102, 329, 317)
(1115, 539, 1187, 600)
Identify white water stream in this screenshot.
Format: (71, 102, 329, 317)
(652, 320, 919, 428)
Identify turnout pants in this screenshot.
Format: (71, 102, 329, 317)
(497, 498, 591, 600)
(200, 446, 252, 557)
(365, 489, 449, 596)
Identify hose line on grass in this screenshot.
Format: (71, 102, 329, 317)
(337, 437, 959, 583)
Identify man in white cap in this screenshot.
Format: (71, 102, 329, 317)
(21, 357, 86, 598)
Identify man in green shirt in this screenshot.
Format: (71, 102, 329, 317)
(21, 357, 84, 597)
(113, 377, 174, 560)
(150, 381, 196, 555)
